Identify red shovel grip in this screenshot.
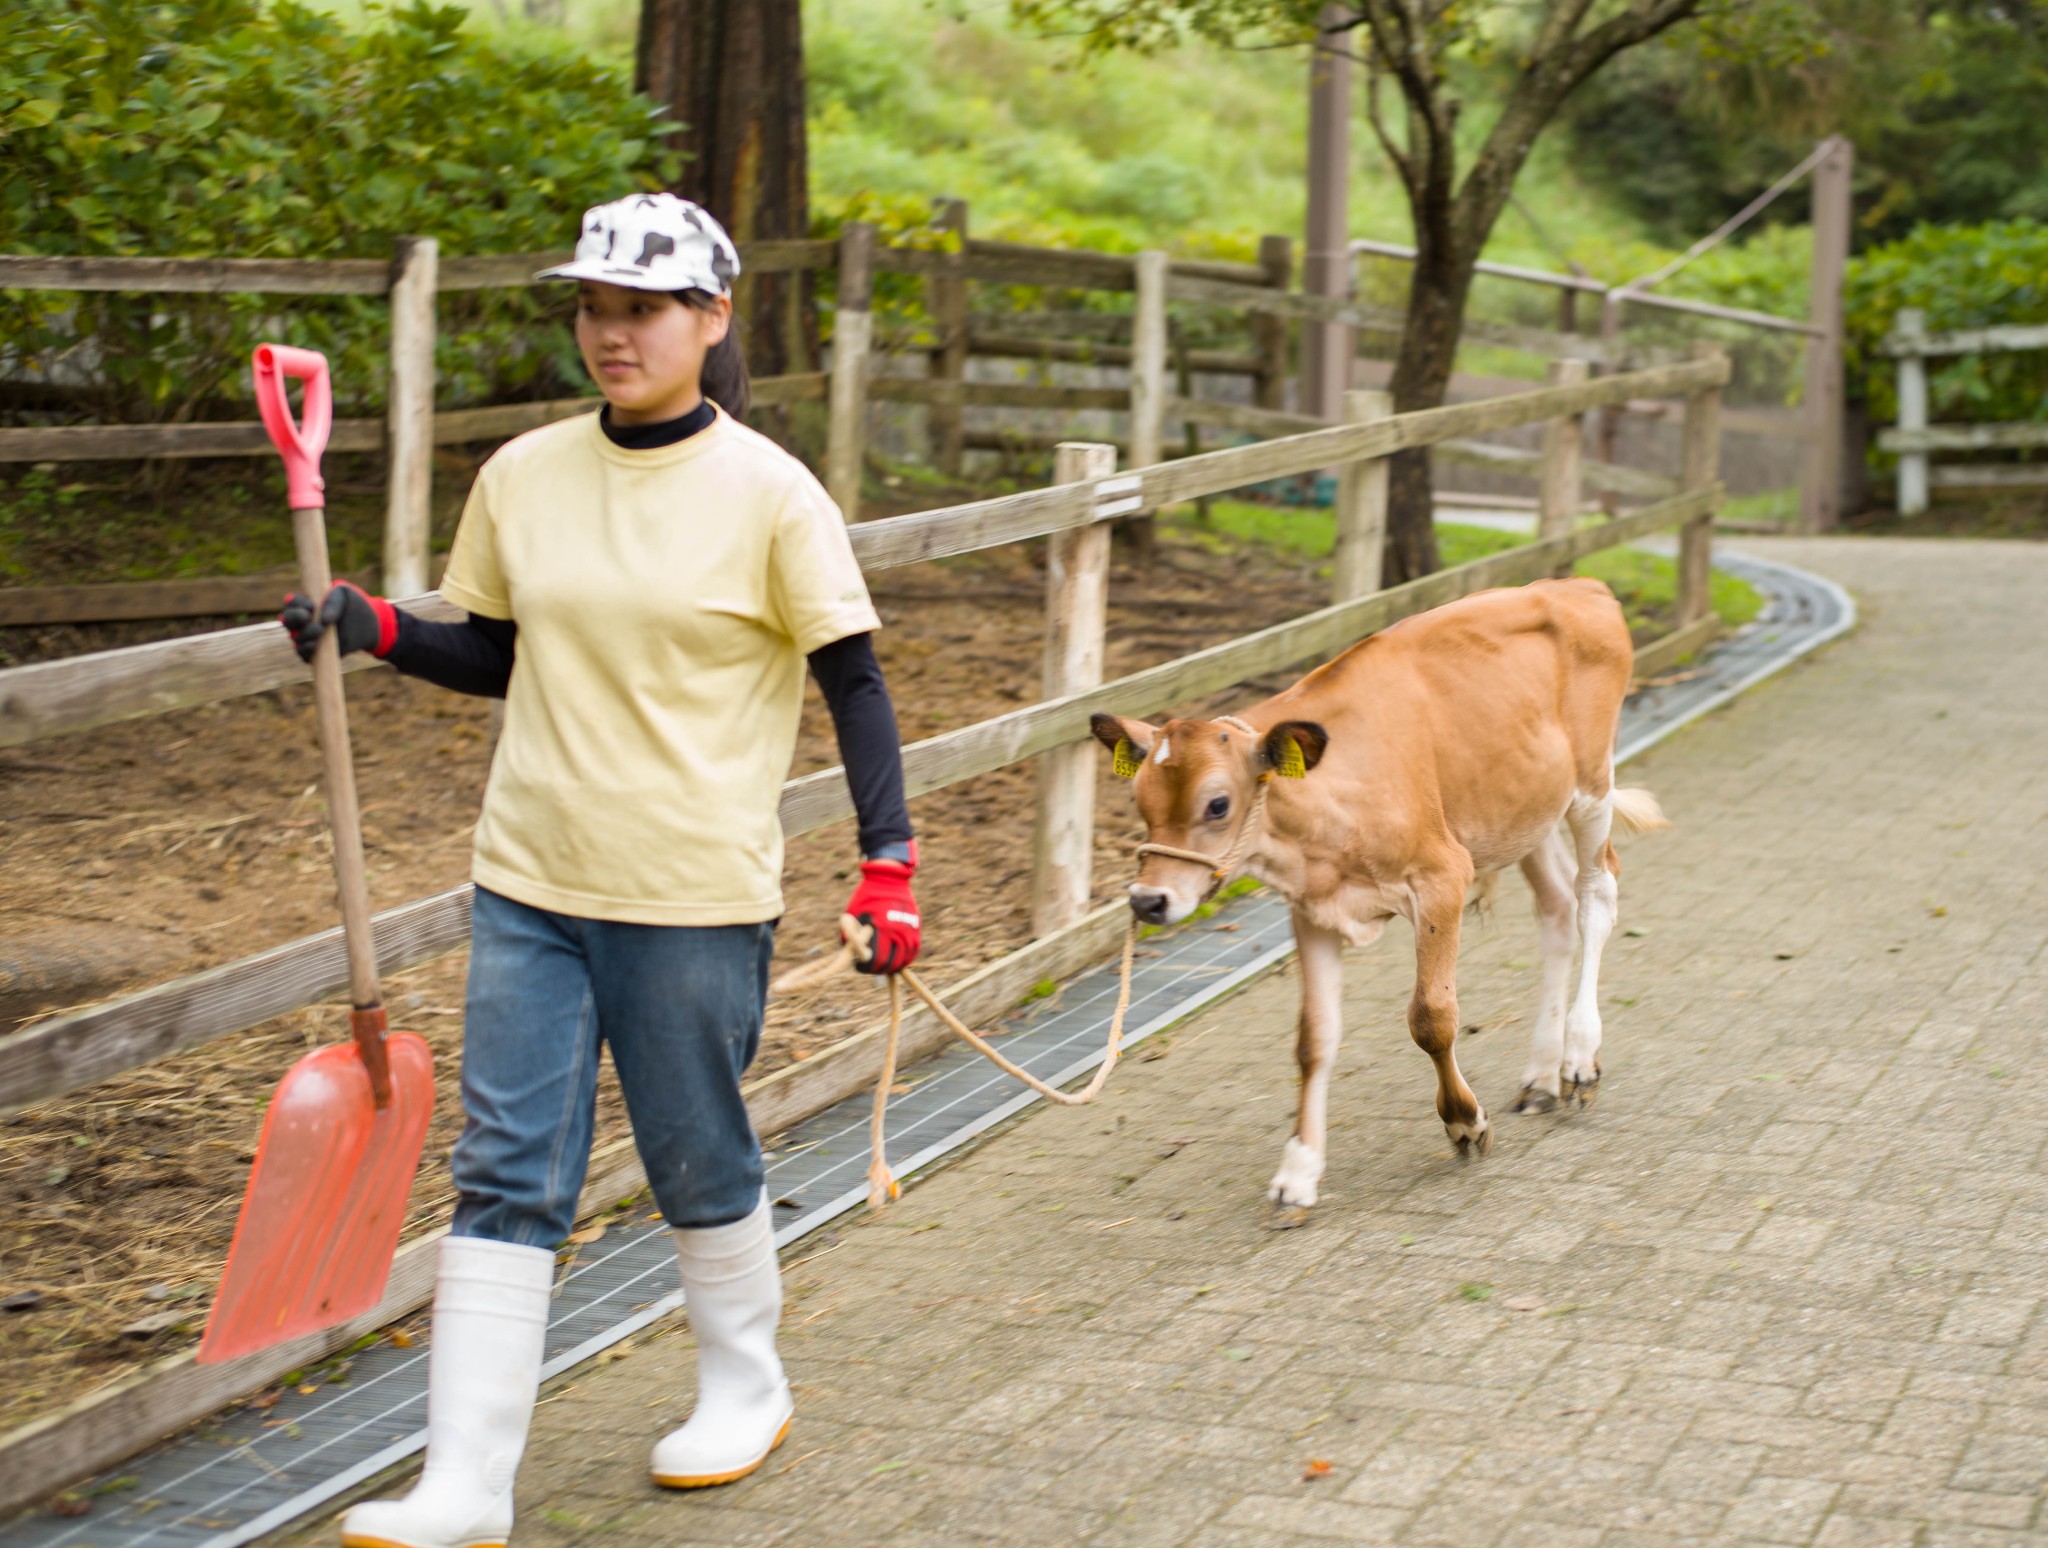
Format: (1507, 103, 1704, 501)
(252, 343, 332, 510)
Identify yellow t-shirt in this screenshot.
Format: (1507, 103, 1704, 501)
(439, 408, 880, 925)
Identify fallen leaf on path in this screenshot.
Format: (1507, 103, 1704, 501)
(1302, 1459, 1333, 1481)
(564, 1222, 607, 1246)
(48, 1493, 90, 1519)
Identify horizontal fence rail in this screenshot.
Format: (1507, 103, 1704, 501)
(0, 352, 1729, 1113)
(0, 355, 1727, 751)
(1346, 238, 1823, 337)
(0, 374, 829, 465)
(0, 486, 1717, 1116)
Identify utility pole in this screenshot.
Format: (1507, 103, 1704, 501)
(1799, 136, 1854, 531)
(1300, 5, 1352, 421)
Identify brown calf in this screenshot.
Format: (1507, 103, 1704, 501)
(1092, 578, 1668, 1224)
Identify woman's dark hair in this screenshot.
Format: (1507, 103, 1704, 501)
(679, 289, 750, 421)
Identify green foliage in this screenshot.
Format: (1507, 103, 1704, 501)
(0, 0, 674, 423)
(1566, 2, 2048, 246)
(1844, 219, 2048, 429)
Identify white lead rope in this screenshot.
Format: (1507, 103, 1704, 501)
(772, 764, 1274, 1209)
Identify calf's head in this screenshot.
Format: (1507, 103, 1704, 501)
(1090, 712, 1327, 926)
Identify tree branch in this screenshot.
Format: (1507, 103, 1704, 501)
(1359, 31, 1417, 198)
(1453, 0, 1705, 251)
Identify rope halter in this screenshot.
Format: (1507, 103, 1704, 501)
(1130, 715, 1272, 906)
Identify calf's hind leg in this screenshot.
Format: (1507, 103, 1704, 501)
(1269, 910, 1344, 1223)
(1512, 830, 1578, 1114)
(1410, 871, 1489, 1157)
(1562, 791, 1622, 1104)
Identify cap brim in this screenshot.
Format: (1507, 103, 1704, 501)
(532, 260, 683, 290)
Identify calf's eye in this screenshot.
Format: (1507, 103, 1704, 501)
(1204, 795, 1230, 821)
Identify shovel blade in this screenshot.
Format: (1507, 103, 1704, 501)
(197, 1033, 434, 1365)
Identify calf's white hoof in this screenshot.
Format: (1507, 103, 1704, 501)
(1267, 1138, 1324, 1211)
(1446, 1115, 1493, 1158)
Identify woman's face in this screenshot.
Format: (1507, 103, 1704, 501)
(574, 282, 732, 424)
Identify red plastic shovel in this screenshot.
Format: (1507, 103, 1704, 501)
(196, 345, 435, 1365)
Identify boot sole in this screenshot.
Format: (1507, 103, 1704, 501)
(651, 1415, 792, 1489)
(341, 1537, 504, 1548)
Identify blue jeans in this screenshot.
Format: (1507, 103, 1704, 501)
(450, 885, 776, 1247)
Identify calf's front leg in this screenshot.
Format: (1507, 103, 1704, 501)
(1268, 909, 1345, 1225)
(1410, 870, 1490, 1157)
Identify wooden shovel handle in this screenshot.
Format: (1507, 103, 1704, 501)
(292, 502, 392, 1107)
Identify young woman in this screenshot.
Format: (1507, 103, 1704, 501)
(281, 194, 919, 1548)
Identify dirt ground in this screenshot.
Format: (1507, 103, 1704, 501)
(0, 489, 1335, 1435)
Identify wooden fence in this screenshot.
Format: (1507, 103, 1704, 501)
(1878, 308, 2048, 515)
(2, 209, 1786, 625)
(0, 228, 1284, 616)
(0, 346, 1728, 1503)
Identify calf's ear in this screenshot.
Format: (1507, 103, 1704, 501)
(1090, 713, 1157, 779)
(1262, 720, 1328, 778)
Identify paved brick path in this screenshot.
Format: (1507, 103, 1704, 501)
(296, 538, 2048, 1546)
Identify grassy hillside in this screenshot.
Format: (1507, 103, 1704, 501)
(312, 0, 1661, 268)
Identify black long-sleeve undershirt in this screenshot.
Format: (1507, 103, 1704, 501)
(384, 398, 913, 857)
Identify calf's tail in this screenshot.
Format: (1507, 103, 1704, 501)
(1610, 786, 1673, 833)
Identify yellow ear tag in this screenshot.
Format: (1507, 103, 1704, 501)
(1113, 739, 1144, 779)
(1274, 737, 1308, 779)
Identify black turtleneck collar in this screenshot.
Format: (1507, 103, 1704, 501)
(599, 398, 717, 450)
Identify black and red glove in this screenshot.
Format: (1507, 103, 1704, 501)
(280, 581, 399, 664)
(846, 841, 920, 975)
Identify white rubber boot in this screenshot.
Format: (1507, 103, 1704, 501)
(340, 1237, 555, 1548)
(650, 1199, 792, 1488)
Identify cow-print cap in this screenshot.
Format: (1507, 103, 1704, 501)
(535, 193, 741, 296)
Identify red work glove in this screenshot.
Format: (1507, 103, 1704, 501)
(280, 581, 398, 664)
(846, 842, 920, 975)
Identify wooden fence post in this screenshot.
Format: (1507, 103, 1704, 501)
(1595, 290, 1625, 516)
(1331, 388, 1391, 604)
(382, 236, 437, 598)
(1030, 441, 1116, 937)
(1538, 356, 1590, 573)
(1254, 234, 1292, 411)
(826, 221, 876, 521)
(926, 198, 969, 476)
(1679, 343, 1724, 626)
(1894, 307, 1930, 517)
(1798, 136, 1854, 532)
(1129, 250, 1169, 474)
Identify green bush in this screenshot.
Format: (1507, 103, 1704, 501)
(1844, 219, 2048, 430)
(0, 0, 676, 424)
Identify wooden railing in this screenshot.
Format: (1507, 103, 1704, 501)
(2, 210, 1788, 626)
(0, 231, 1288, 606)
(0, 347, 1729, 1504)
(1879, 309, 2048, 515)
(0, 348, 1728, 1113)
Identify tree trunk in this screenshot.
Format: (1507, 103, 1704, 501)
(1381, 234, 1478, 584)
(636, 0, 814, 428)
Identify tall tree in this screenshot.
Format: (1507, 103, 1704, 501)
(1015, 1, 1771, 581)
(637, 0, 813, 393)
